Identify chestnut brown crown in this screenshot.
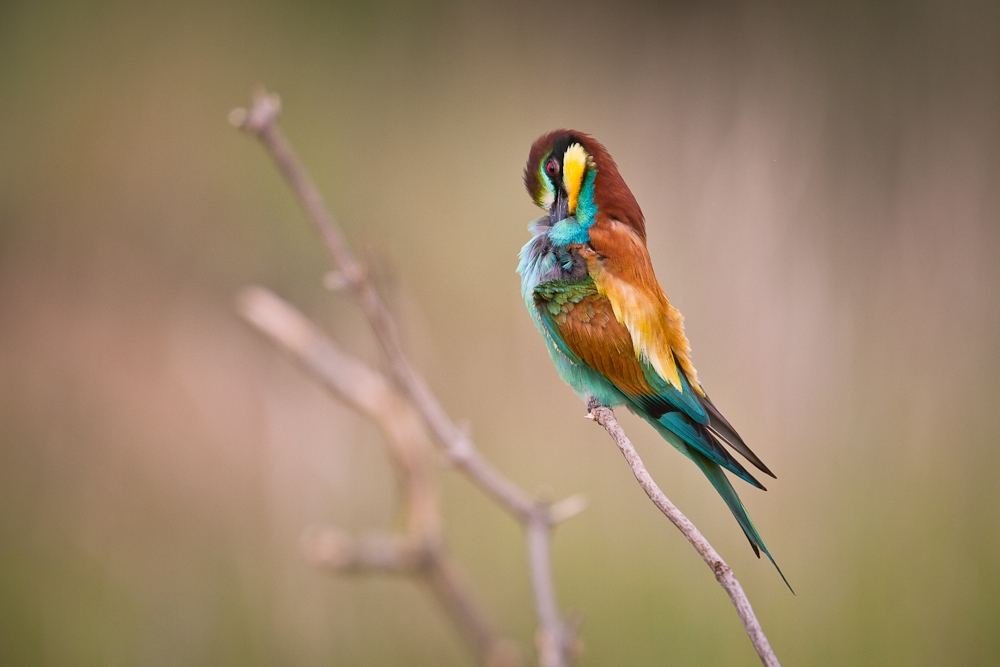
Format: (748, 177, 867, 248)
(523, 130, 646, 242)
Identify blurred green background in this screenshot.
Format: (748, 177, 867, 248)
(2, 0, 999, 664)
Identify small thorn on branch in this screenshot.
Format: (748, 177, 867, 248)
(535, 485, 555, 506)
(443, 435, 475, 467)
(324, 266, 367, 291)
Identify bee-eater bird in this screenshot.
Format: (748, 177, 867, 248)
(518, 130, 788, 587)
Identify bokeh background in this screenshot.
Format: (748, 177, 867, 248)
(2, 0, 999, 664)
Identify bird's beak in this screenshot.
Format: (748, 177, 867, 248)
(550, 188, 570, 226)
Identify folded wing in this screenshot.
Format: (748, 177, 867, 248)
(533, 278, 771, 488)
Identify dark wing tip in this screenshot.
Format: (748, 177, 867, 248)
(707, 425, 777, 479)
(700, 392, 777, 478)
(702, 428, 767, 491)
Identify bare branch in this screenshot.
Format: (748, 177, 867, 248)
(238, 285, 440, 541)
(233, 88, 577, 667)
(426, 554, 524, 667)
(231, 88, 538, 523)
(233, 85, 779, 667)
(527, 510, 569, 667)
(238, 286, 518, 667)
(302, 528, 521, 667)
(586, 403, 779, 667)
(304, 529, 427, 574)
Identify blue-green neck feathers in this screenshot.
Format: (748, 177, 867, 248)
(576, 170, 598, 228)
(548, 170, 598, 246)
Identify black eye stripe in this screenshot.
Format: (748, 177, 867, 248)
(549, 134, 582, 167)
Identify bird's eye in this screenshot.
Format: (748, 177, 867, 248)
(545, 159, 558, 176)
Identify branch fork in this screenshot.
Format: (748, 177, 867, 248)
(234, 88, 578, 667)
(233, 86, 779, 667)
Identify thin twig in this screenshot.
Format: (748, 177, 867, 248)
(586, 402, 779, 667)
(238, 285, 440, 542)
(427, 553, 519, 667)
(527, 510, 568, 667)
(304, 526, 517, 665)
(238, 286, 519, 667)
(230, 89, 537, 521)
(232, 88, 576, 667)
(304, 528, 427, 573)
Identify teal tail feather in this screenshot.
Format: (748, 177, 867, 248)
(690, 451, 794, 593)
(646, 417, 793, 593)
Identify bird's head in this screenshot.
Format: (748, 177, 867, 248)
(523, 130, 646, 241)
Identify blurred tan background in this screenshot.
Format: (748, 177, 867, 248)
(1, 0, 999, 664)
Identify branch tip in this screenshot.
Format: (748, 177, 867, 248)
(232, 86, 281, 135)
(548, 494, 588, 524)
